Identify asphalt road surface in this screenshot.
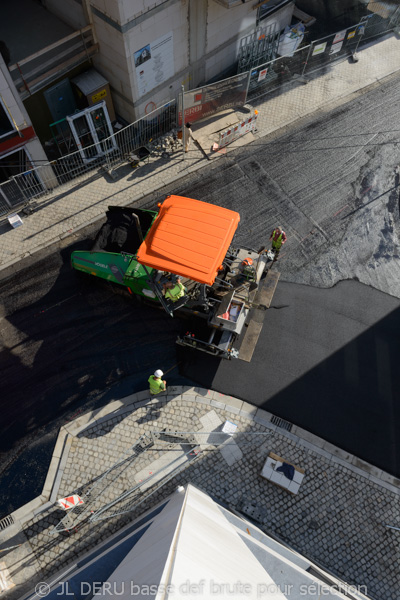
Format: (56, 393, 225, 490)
(0, 246, 194, 518)
(1, 72, 400, 517)
(179, 280, 400, 474)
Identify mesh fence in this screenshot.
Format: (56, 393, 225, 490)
(246, 45, 311, 102)
(361, 3, 400, 40)
(50, 429, 273, 533)
(2, 5, 399, 218)
(0, 100, 178, 218)
(181, 73, 248, 125)
(303, 22, 365, 75)
(246, 10, 400, 105)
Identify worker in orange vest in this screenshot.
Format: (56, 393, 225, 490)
(269, 226, 287, 261)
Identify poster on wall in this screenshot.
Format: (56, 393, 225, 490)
(134, 32, 174, 98)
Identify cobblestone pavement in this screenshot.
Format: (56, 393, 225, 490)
(1, 36, 400, 277)
(4, 389, 399, 600)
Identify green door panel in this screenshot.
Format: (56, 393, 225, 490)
(71, 250, 134, 285)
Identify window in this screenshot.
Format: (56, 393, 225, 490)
(0, 97, 16, 139)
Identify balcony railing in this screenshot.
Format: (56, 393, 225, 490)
(8, 25, 98, 99)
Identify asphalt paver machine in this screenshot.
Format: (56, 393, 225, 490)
(71, 195, 279, 361)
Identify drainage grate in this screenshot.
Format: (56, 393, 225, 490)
(270, 415, 293, 432)
(0, 515, 14, 531)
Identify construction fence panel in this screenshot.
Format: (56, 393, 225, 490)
(246, 45, 311, 102)
(0, 175, 42, 218)
(50, 430, 273, 533)
(0, 179, 24, 206)
(106, 100, 178, 171)
(0, 185, 13, 215)
(181, 73, 248, 125)
(360, 2, 400, 41)
(0, 100, 177, 218)
(303, 23, 366, 77)
(237, 23, 279, 74)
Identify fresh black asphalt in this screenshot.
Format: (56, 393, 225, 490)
(2, 70, 400, 517)
(1, 249, 399, 518)
(181, 280, 400, 474)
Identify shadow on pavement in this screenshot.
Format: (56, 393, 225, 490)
(180, 280, 400, 478)
(0, 241, 194, 517)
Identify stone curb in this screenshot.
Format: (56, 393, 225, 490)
(9, 386, 400, 529)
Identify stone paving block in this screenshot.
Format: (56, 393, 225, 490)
(322, 441, 353, 460)
(181, 386, 197, 397)
(226, 406, 241, 416)
(135, 390, 151, 401)
(4, 393, 400, 598)
(290, 426, 325, 448)
(211, 391, 243, 410)
(239, 402, 258, 418)
(194, 387, 213, 399)
(276, 430, 301, 446)
(297, 439, 332, 461)
(210, 399, 226, 410)
(351, 457, 383, 479)
(194, 396, 211, 406)
(199, 410, 222, 431)
(220, 441, 243, 466)
(379, 470, 400, 489)
(166, 386, 183, 395)
(167, 394, 182, 403)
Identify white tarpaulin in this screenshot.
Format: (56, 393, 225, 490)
(277, 23, 305, 57)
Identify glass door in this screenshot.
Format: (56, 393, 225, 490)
(89, 105, 115, 154)
(67, 101, 117, 163)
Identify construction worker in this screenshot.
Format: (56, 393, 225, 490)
(162, 277, 186, 302)
(184, 122, 193, 153)
(148, 369, 167, 395)
(269, 226, 287, 261)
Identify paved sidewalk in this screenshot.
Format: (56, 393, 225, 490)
(0, 387, 399, 600)
(1, 35, 400, 279)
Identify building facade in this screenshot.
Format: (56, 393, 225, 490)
(0, 0, 397, 213)
(42, 0, 296, 122)
(0, 53, 55, 211)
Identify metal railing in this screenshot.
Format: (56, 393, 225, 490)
(0, 100, 178, 218)
(246, 44, 311, 102)
(2, 6, 399, 218)
(246, 11, 399, 102)
(50, 429, 272, 533)
(237, 22, 279, 73)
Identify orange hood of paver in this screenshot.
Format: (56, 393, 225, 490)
(137, 195, 240, 285)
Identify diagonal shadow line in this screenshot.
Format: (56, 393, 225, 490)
(342, 183, 400, 219)
(23, 156, 203, 240)
(246, 139, 400, 153)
